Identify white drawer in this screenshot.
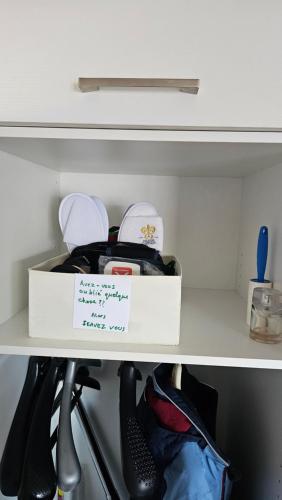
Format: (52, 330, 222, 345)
(0, 0, 282, 129)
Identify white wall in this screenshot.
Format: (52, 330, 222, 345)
(0, 151, 61, 324)
(178, 177, 241, 289)
(237, 162, 282, 299)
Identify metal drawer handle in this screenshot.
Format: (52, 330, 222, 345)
(78, 77, 200, 94)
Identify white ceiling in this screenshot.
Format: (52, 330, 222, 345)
(1, 138, 282, 177)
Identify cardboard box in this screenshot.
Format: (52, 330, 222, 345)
(29, 254, 182, 345)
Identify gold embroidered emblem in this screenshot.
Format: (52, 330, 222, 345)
(141, 224, 156, 239)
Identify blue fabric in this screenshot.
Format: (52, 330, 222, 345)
(137, 364, 233, 499)
(146, 418, 204, 470)
(163, 442, 230, 500)
(152, 368, 228, 465)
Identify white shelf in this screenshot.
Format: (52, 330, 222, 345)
(0, 289, 282, 369)
(1, 134, 282, 177)
(1, 126, 282, 142)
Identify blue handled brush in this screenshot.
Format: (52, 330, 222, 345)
(247, 226, 270, 325)
(257, 226, 268, 282)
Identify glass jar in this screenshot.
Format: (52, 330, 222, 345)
(250, 287, 282, 344)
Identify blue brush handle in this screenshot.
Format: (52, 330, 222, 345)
(257, 226, 268, 282)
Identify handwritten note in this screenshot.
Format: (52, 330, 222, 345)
(73, 274, 131, 333)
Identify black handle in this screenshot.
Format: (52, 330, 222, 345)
(0, 356, 48, 497)
(75, 375, 100, 391)
(18, 358, 64, 500)
(119, 362, 160, 499)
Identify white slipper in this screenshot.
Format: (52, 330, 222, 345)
(92, 196, 109, 239)
(122, 201, 158, 218)
(118, 201, 163, 251)
(59, 193, 109, 252)
(118, 215, 164, 251)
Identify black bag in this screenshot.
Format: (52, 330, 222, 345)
(52, 242, 176, 276)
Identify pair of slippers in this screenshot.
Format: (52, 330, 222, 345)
(59, 194, 163, 253)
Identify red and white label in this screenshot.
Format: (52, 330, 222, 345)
(112, 266, 133, 275)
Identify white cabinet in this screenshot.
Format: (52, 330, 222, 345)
(1, 1, 282, 129)
(0, 127, 282, 499)
(1, 1, 282, 494)
(1, 128, 282, 367)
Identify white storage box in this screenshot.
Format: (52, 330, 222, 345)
(29, 254, 182, 345)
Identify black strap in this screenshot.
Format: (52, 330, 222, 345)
(0, 357, 49, 497)
(18, 358, 65, 500)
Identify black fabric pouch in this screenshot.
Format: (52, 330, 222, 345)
(64, 241, 176, 275)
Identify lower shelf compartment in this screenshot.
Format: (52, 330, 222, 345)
(0, 288, 282, 369)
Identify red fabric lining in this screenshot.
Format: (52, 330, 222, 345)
(146, 386, 192, 433)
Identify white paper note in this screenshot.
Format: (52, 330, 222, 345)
(73, 274, 131, 334)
